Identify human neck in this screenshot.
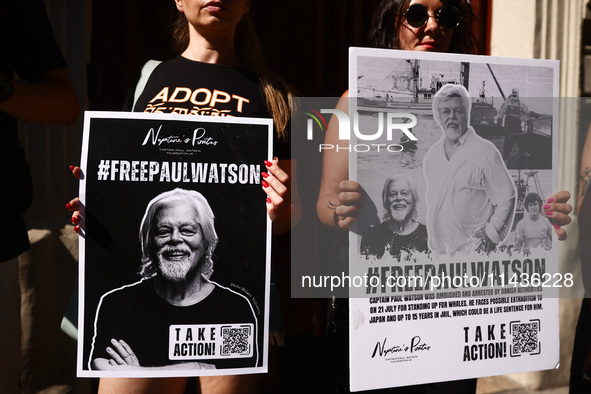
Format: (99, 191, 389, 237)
(388, 218, 418, 235)
(444, 137, 462, 160)
(153, 275, 214, 306)
(182, 27, 240, 65)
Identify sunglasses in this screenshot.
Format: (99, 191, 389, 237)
(403, 4, 461, 30)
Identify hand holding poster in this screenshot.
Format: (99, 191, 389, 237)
(348, 48, 560, 391)
(77, 112, 272, 378)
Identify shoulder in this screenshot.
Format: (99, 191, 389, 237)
(208, 283, 257, 322)
(209, 283, 253, 307)
(423, 138, 444, 164)
(100, 279, 152, 305)
(415, 223, 427, 234)
(11, 0, 67, 78)
(363, 221, 390, 236)
(466, 129, 501, 156)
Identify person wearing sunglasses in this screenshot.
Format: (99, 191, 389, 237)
(317, 0, 572, 393)
(318, 0, 571, 259)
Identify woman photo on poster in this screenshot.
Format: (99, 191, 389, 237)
(67, 0, 300, 393)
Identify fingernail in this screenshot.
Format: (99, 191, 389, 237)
(264, 160, 272, 167)
(543, 204, 551, 210)
(273, 157, 278, 161)
(71, 216, 76, 223)
(74, 225, 79, 234)
(266, 197, 272, 204)
(545, 211, 553, 216)
(262, 180, 269, 188)
(69, 165, 75, 170)
(547, 198, 554, 203)
(262, 172, 269, 178)
(554, 224, 560, 230)
(65, 202, 71, 209)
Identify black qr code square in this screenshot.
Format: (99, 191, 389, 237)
(221, 326, 251, 356)
(511, 321, 539, 354)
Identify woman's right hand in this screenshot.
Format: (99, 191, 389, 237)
(66, 165, 82, 233)
(332, 180, 364, 230)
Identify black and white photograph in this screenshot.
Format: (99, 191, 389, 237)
(77, 112, 272, 378)
(348, 48, 560, 392)
(353, 52, 555, 171)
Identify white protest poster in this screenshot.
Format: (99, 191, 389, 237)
(348, 47, 561, 391)
(77, 112, 272, 378)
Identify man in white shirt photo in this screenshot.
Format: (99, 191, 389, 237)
(423, 84, 516, 255)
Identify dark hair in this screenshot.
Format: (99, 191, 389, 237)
(524, 192, 543, 208)
(172, 11, 293, 140)
(369, 0, 476, 54)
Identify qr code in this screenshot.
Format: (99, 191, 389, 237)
(511, 321, 540, 356)
(221, 325, 251, 356)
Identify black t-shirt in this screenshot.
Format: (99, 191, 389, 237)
(124, 56, 290, 159)
(360, 221, 429, 259)
(0, 0, 67, 262)
(90, 279, 258, 369)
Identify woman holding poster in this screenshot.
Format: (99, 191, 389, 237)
(67, 0, 299, 393)
(316, 0, 571, 393)
(317, 0, 570, 236)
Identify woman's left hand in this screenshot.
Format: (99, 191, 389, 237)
(262, 158, 290, 222)
(544, 190, 572, 240)
(65, 165, 83, 233)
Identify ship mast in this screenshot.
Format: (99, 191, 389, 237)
(406, 59, 420, 98)
(460, 62, 470, 90)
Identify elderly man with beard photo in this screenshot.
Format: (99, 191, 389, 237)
(360, 174, 428, 260)
(423, 84, 516, 255)
(89, 188, 258, 371)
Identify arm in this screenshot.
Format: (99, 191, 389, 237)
(316, 91, 364, 230)
(497, 100, 507, 124)
(544, 218, 553, 249)
(579, 124, 591, 213)
(0, 68, 79, 125)
(482, 150, 516, 244)
(514, 220, 525, 251)
(92, 339, 216, 371)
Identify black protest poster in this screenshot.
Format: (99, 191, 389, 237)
(77, 112, 271, 378)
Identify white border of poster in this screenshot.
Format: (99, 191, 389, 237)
(348, 47, 560, 391)
(77, 111, 272, 378)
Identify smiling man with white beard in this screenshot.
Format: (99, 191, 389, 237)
(360, 174, 429, 259)
(423, 84, 516, 255)
(89, 188, 258, 371)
